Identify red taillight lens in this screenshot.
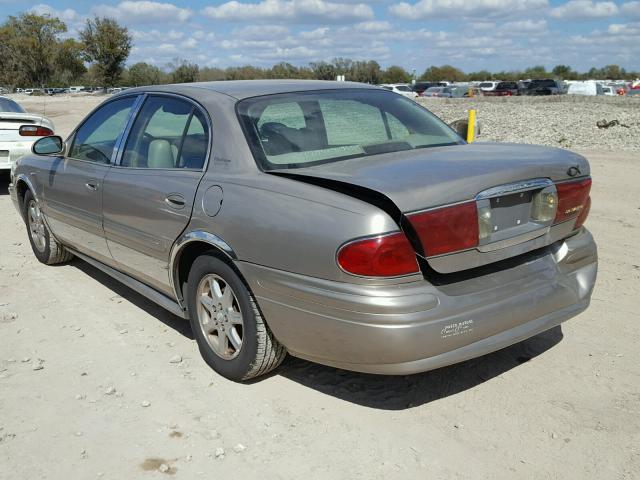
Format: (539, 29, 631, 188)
(574, 195, 591, 229)
(555, 178, 591, 226)
(19, 125, 54, 137)
(407, 201, 479, 256)
(337, 232, 419, 277)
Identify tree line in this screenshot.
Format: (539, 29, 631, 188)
(1, 12, 638, 90)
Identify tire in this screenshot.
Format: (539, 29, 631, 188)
(22, 190, 73, 265)
(186, 254, 286, 381)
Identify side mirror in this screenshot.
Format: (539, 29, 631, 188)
(32, 136, 64, 155)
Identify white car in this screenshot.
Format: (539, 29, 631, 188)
(379, 84, 418, 98)
(0, 96, 55, 173)
(478, 81, 500, 92)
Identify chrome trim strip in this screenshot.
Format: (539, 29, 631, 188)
(68, 248, 188, 319)
(476, 227, 549, 252)
(475, 178, 553, 200)
(169, 230, 237, 306)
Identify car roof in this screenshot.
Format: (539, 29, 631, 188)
(121, 80, 378, 100)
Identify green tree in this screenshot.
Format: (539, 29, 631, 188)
(170, 59, 199, 83)
(269, 62, 300, 79)
(1, 13, 67, 86)
(80, 17, 132, 87)
(601, 64, 626, 80)
(420, 65, 466, 82)
(53, 38, 86, 85)
(551, 64, 576, 80)
(127, 62, 163, 86)
(310, 61, 337, 80)
(382, 65, 411, 84)
(467, 70, 492, 81)
(523, 65, 548, 79)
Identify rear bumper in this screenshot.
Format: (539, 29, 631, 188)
(0, 141, 32, 170)
(238, 228, 598, 375)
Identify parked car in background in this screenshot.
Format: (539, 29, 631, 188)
(483, 81, 519, 96)
(522, 79, 561, 96)
(626, 89, 640, 97)
(601, 85, 616, 96)
(478, 81, 500, 92)
(379, 84, 418, 98)
(411, 82, 446, 96)
(9, 80, 597, 381)
(450, 85, 472, 98)
(422, 86, 453, 98)
(69, 86, 85, 93)
(567, 82, 604, 96)
(0, 96, 55, 172)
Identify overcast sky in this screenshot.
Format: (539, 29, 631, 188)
(2, 0, 639, 72)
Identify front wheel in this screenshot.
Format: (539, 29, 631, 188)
(187, 255, 286, 381)
(22, 190, 73, 265)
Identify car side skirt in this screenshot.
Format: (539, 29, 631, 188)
(68, 248, 188, 319)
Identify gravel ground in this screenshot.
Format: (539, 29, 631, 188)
(419, 95, 640, 152)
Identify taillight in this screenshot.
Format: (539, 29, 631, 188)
(555, 178, 591, 226)
(19, 125, 54, 137)
(337, 232, 419, 277)
(407, 202, 479, 256)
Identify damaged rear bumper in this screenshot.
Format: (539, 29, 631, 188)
(238, 228, 597, 375)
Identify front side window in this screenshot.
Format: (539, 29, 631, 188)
(238, 89, 462, 170)
(69, 97, 136, 164)
(121, 96, 208, 169)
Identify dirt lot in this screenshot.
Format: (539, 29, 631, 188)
(1, 95, 639, 479)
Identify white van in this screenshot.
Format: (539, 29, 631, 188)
(69, 86, 85, 93)
(567, 82, 604, 96)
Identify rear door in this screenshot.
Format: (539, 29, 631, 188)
(44, 95, 139, 264)
(101, 94, 210, 295)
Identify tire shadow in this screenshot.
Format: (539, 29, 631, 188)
(276, 326, 563, 410)
(70, 258, 194, 339)
(0, 171, 9, 195)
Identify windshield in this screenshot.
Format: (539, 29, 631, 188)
(0, 98, 26, 113)
(395, 85, 411, 92)
(237, 89, 463, 170)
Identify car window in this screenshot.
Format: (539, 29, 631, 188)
(121, 96, 209, 169)
(238, 89, 462, 169)
(0, 98, 25, 113)
(395, 86, 412, 92)
(68, 97, 136, 164)
(257, 102, 306, 130)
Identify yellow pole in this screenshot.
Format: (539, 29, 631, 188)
(467, 109, 476, 143)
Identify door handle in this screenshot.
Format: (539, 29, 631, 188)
(85, 181, 98, 191)
(165, 194, 185, 208)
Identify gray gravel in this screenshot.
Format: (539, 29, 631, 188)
(419, 95, 640, 152)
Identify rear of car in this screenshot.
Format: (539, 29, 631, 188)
(234, 87, 597, 374)
(484, 81, 518, 96)
(0, 97, 54, 171)
(524, 79, 560, 96)
(478, 81, 499, 92)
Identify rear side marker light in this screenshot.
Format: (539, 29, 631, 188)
(407, 201, 479, 257)
(555, 178, 592, 226)
(19, 125, 54, 137)
(337, 232, 419, 277)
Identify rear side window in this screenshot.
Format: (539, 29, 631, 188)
(69, 97, 135, 164)
(121, 96, 208, 169)
(0, 98, 25, 113)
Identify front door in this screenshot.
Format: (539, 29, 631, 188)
(44, 96, 138, 263)
(102, 95, 210, 296)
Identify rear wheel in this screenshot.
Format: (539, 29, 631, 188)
(23, 190, 73, 265)
(186, 255, 286, 381)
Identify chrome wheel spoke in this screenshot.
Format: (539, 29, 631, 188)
(227, 327, 241, 350)
(227, 310, 242, 325)
(196, 273, 244, 360)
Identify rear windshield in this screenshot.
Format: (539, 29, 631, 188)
(0, 98, 26, 113)
(395, 85, 412, 92)
(237, 89, 463, 170)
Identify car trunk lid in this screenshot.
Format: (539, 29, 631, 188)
(272, 142, 591, 274)
(0, 112, 43, 142)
